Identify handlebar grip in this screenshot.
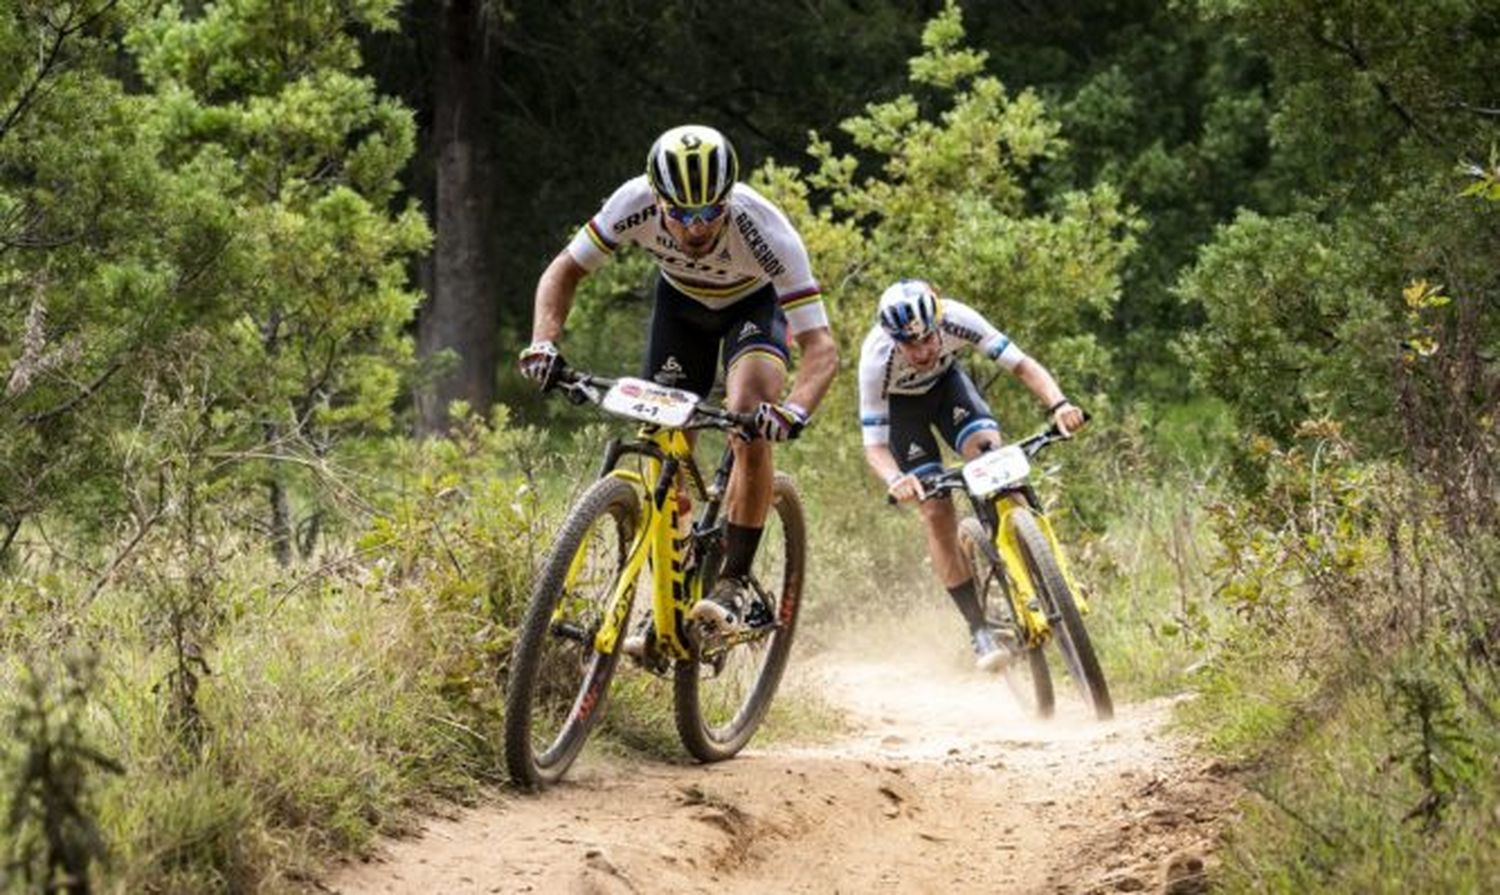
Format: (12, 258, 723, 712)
(887, 476, 947, 504)
(700, 407, 758, 436)
(1044, 406, 1092, 439)
(542, 363, 575, 393)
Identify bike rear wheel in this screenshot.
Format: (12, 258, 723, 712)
(958, 516, 1055, 719)
(1009, 508, 1113, 720)
(674, 472, 805, 762)
(504, 476, 640, 787)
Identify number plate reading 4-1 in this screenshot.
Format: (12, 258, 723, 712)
(600, 377, 700, 427)
(962, 445, 1031, 497)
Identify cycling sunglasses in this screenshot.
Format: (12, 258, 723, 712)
(664, 202, 728, 225)
(892, 328, 939, 346)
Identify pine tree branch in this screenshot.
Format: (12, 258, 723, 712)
(1309, 24, 1439, 147)
(19, 361, 125, 427)
(1447, 101, 1500, 118)
(1246, 781, 1344, 850)
(0, 516, 21, 563)
(0, 1, 122, 145)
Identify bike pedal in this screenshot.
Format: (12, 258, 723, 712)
(742, 600, 775, 628)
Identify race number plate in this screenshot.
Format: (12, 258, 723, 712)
(961, 445, 1030, 497)
(600, 377, 700, 427)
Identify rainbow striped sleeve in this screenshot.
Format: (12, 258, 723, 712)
(566, 217, 617, 272)
(778, 286, 821, 310)
(779, 286, 829, 335)
(584, 219, 616, 254)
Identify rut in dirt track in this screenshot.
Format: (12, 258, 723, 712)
(330, 610, 1238, 895)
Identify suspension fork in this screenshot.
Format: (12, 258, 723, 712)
(1026, 510, 1089, 613)
(557, 465, 652, 656)
(1010, 486, 1088, 612)
(992, 495, 1052, 643)
(565, 433, 685, 657)
(576, 430, 736, 660)
(638, 430, 715, 659)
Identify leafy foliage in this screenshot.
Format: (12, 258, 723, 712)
(3, 649, 122, 894)
(963, 0, 1277, 396)
(754, 1, 1137, 439)
(1, 0, 428, 553)
(1, 0, 1498, 889)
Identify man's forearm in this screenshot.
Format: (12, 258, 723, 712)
(531, 252, 587, 342)
(1013, 357, 1065, 409)
(864, 444, 902, 484)
(785, 327, 839, 413)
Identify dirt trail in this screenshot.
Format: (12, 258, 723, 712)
(330, 610, 1237, 895)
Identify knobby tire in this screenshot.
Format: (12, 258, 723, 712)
(1009, 507, 1113, 720)
(504, 476, 640, 787)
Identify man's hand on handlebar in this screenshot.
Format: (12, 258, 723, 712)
(886, 471, 927, 504)
(1050, 399, 1088, 437)
(518, 340, 566, 390)
(754, 401, 808, 442)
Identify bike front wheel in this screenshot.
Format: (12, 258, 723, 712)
(504, 476, 640, 787)
(674, 472, 806, 762)
(1009, 507, 1113, 720)
(958, 516, 1055, 719)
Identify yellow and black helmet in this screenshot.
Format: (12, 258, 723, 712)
(646, 124, 739, 207)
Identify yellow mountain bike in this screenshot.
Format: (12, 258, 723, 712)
(504, 367, 806, 788)
(927, 422, 1113, 720)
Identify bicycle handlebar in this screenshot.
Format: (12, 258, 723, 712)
(548, 366, 759, 434)
(883, 410, 1091, 505)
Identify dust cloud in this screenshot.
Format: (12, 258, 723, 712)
(331, 604, 1235, 895)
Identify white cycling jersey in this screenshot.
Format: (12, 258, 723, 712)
(566, 176, 829, 335)
(857, 299, 1027, 446)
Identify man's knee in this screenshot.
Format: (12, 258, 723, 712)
(732, 435, 773, 465)
(918, 494, 956, 525)
(725, 358, 785, 412)
(960, 429, 1002, 459)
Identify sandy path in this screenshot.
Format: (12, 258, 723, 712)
(329, 611, 1236, 895)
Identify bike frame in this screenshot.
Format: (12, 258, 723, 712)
(965, 368, 1093, 637)
(556, 425, 724, 663)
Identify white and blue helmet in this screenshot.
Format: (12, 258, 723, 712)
(877, 279, 942, 343)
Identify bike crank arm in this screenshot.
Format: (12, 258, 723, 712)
(693, 622, 780, 665)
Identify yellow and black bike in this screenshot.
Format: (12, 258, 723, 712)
(504, 367, 806, 788)
(922, 421, 1113, 720)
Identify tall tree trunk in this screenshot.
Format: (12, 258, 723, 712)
(0, 515, 20, 569)
(261, 307, 293, 567)
(417, 0, 498, 434)
(267, 472, 293, 567)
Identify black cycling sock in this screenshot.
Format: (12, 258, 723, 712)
(721, 523, 763, 580)
(947, 579, 987, 632)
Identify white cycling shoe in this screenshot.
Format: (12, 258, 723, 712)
(689, 576, 751, 636)
(971, 627, 1011, 673)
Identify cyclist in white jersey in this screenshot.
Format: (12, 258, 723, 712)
(858, 279, 1086, 669)
(520, 124, 838, 638)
